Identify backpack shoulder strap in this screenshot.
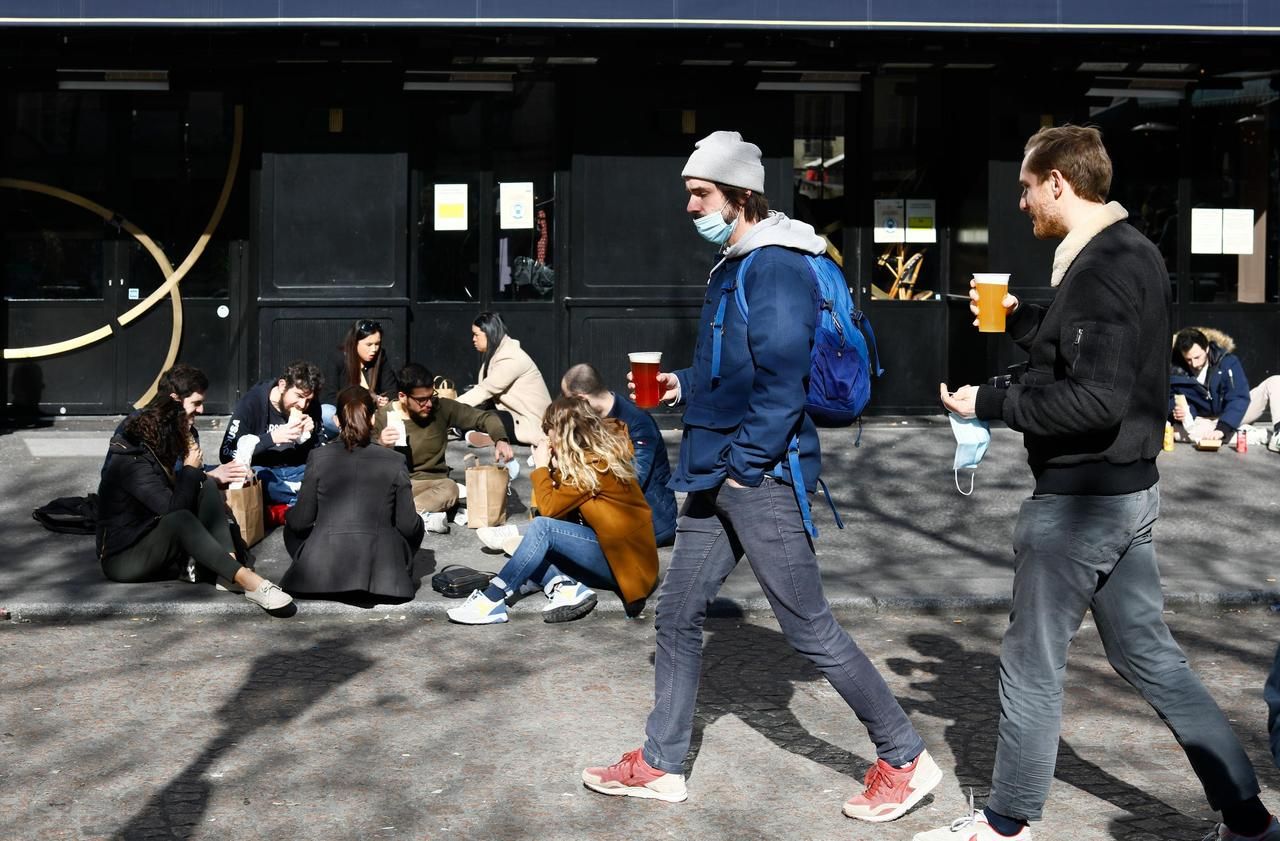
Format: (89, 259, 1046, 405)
(732, 249, 762, 320)
(710, 249, 760, 387)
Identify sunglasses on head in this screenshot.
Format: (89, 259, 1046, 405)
(357, 319, 382, 334)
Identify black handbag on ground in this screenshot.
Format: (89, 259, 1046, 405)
(430, 564, 496, 598)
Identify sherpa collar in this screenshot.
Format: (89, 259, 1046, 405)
(1050, 201, 1129, 287)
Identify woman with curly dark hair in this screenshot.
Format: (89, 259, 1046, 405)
(281, 386, 423, 599)
(97, 399, 293, 613)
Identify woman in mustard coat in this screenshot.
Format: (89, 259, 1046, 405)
(448, 397, 659, 625)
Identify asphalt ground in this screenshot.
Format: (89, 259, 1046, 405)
(1, 416, 1276, 618)
(3, 607, 1279, 841)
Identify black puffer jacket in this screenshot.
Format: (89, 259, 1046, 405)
(96, 435, 205, 559)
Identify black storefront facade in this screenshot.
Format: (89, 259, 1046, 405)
(3, 5, 1279, 418)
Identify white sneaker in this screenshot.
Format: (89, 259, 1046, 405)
(1204, 817, 1280, 841)
(446, 590, 509, 625)
(215, 577, 244, 593)
(477, 524, 520, 551)
(501, 534, 523, 556)
(453, 508, 469, 527)
(542, 581, 598, 623)
(243, 579, 293, 612)
(913, 794, 1030, 840)
(423, 511, 450, 534)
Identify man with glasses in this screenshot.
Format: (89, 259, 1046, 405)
(374, 362, 512, 535)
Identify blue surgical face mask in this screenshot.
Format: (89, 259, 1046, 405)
(693, 204, 738, 246)
(949, 413, 990, 496)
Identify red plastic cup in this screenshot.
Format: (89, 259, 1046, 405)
(629, 352, 663, 408)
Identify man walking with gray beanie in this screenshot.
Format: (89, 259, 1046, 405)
(582, 130, 942, 823)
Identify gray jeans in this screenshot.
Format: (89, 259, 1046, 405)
(641, 478, 925, 773)
(989, 484, 1260, 820)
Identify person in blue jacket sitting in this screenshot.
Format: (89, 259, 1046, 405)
(1170, 327, 1253, 447)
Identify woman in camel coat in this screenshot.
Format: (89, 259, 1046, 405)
(456, 311, 552, 446)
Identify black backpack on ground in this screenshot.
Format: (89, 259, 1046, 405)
(33, 494, 99, 535)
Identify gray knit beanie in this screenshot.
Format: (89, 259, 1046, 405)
(681, 130, 765, 192)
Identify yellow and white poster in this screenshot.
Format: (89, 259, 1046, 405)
(433, 183, 468, 231)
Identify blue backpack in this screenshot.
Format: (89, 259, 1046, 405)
(709, 247, 884, 538)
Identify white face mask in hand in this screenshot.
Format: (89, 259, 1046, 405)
(949, 413, 990, 496)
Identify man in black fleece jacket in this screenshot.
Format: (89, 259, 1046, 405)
(919, 126, 1273, 841)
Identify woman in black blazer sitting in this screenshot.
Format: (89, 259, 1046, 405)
(282, 386, 424, 600)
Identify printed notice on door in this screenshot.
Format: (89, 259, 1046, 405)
(500, 182, 535, 230)
(434, 183, 468, 231)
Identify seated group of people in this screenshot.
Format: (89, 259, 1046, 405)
(1167, 326, 1280, 452)
(95, 311, 678, 623)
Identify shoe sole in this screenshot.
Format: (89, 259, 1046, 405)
(476, 532, 516, 551)
(544, 592, 598, 623)
(581, 778, 687, 803)
(446, 613, 508, 625)
(842, 760, 943, 823)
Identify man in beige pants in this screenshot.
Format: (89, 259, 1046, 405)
(373, 362, 512, 534)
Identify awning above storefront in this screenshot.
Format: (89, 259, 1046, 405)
(2, 0, 1278, 35)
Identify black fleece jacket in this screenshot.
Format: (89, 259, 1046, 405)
(96, 435, 206, 558)
(975, 220, 1169, 495)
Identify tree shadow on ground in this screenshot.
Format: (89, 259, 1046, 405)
(111, 634, 372, 840)
(889, 632, 1215, 841)
(683, 611, 873, 786)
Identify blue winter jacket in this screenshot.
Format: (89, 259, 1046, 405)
(609, 394, 677, 544)
(669, 217, 825, 493)
(1169, 343, 1251, 435)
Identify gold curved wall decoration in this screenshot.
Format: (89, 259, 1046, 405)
(1, 105, 244, 409)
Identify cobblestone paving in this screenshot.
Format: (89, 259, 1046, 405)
(3, 606, 1278, 840)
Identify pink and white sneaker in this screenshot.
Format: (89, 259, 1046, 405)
(581, 748, 687, 803)
(843, 749, 942, 822)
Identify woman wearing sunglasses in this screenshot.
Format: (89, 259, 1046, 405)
(321, 319, 400, 440)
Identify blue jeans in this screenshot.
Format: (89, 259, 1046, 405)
(320, 403, 340, 441)
(255, 464, 307, 506)
(491, 516, 618, 597)
(641, 478, 925, 774)
(988, 485, 1260, 820)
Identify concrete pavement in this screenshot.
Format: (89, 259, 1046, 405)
(3, 607, 1279, 840)
(1, 415, 1277, 618)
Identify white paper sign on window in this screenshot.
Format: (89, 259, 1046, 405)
(874, 199, 905, 244)
(1190, 208, 1223, 255)
(905, 199, 937, 244)
(1221, 208, 1254, 255)
(500, 182, 535, 230)
(434, 183, 468, 231)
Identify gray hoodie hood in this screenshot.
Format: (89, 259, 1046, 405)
(722, 211, 827, 259)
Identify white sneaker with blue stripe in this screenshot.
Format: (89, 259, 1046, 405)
(447, 590, 509, 625)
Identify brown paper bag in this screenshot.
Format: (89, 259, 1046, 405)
(224, 479, 265, 547)
(464, 453, 509, 528)
(434, 375, 458, 401)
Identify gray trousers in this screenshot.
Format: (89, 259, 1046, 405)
(641, 478, 925, 773)
(988, 485, 1260, 820)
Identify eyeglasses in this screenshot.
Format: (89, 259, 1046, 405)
(405, 391, 435, 406)
(357, 319, 382, 334)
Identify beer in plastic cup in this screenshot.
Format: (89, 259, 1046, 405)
(974, 273, 1011, 333)
(629, 352, 663, 408)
